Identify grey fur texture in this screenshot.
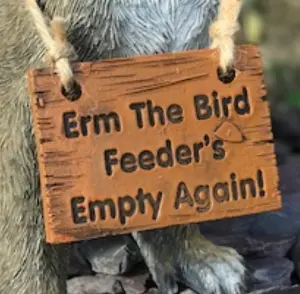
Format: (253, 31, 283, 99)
(0, 1, 245, 293)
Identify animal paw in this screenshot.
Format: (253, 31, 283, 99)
(132, 227, 245, 294)
(178, 242, 245, 294)
(152, 241, 245, 294)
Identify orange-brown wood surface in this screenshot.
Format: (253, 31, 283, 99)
(28, 45, 282, 244)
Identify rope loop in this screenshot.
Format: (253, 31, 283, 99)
(209, 0, 242, 74)
(26, 0, 242, 96)
(26, 0, 80, 101)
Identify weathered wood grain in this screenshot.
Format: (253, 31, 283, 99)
(28, 45, 282, 244)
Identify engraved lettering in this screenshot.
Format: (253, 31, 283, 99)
(71, 197, 87, 224)
(70, 188, 164, 225)
(63, 111, 80, 138)
(194, 87, 252, 120)
(62, 111, 121, 139)
(129, 101, 184, 128)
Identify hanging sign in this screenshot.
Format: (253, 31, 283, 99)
(28, 45, 282, 244)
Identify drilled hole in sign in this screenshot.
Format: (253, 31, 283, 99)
(217, 67, 236, 84)
(61, 80, 82, 101)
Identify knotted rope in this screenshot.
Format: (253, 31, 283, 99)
(210, 0, 242, 73)
(26, 0, 78, 98)
(26, 0, 242, 96)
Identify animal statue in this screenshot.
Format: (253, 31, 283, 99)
(0, 1, 245, 293)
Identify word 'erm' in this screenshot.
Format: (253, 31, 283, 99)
(71, 170, 266, 226)
(62, 87, 251, 138)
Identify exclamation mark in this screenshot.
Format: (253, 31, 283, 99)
(257, 169, 265, 197)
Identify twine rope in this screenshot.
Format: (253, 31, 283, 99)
(26, 0, 77, 92)
(26, 0, 242, 90)
(209, 0, 242, 73)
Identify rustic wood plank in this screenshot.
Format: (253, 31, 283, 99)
(28, 45, 282, 244)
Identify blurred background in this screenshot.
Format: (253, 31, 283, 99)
(238, 0, 300, 154)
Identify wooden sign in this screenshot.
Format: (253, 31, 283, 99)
(28, 45, 282, 244)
